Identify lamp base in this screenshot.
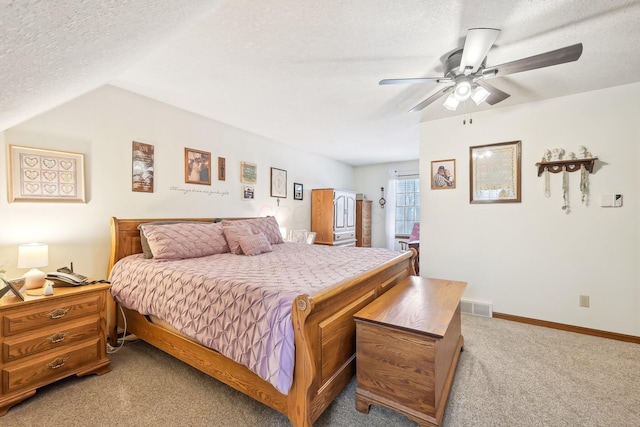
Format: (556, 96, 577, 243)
(22, 268, 46, 290)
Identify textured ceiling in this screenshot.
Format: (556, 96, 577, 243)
(2, 1, 640, 166)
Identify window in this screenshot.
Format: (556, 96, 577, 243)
(395, 176, 420, 236)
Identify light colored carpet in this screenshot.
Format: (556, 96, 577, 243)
(2, 314, 639, 426)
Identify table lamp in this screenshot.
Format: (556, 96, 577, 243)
(17, 243, 49, 290)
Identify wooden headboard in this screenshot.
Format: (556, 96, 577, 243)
(107, 217, 214, 275)
(107, 217, 254, 275)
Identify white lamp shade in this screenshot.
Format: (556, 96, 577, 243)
(17, 243, 49, 268)
(471, 85, 491, 105)
(443, 93, 460, 111)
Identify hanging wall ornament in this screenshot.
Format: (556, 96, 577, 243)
(580, 164, 588, 203)
(544, 167, 551, 198)
(379, 187, 386, 208)
(561, 166, 569, 212)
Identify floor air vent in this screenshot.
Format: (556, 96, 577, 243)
(461, 300, 493, 317)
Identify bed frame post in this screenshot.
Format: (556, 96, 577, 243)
(287, 295, 315, 427)
(106, 217, 121, 347)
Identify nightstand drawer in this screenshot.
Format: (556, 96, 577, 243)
(2, 293, 102, 337)
(2, 339, 101, 394)
(3, 318, 99, 363)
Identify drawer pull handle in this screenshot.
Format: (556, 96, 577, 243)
(47, 357, 68, 369)
(49, 332, 67, 343)
(48, 308, 69, 319)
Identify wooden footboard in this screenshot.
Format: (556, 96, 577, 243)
(107, 217, 415, 426)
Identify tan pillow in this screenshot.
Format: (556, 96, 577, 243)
(238, 233, 272, 256)
(222, 222, 254, 255)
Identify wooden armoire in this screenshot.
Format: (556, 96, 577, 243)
(356, 199, 372, 247)
(311, 189, 357, 246)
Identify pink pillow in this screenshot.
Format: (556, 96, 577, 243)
(140, 222, 229, 260)
(222, 217, 284, 245)
(238, 233, 272, 256)
(222, 222, 254, 255)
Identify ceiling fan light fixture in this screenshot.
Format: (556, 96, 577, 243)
(471, 85, 491, 105)
(443, 93, 460, 111)
(453, 80, 472, 102)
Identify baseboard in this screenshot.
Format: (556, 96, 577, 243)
(493, 312, 640, 344)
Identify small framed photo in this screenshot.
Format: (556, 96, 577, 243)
(240, 161, 257, 184)
(270, 167, 287, 198)
(218, 157, 226, 181)
(470, 140, 521, 203)
(431, 159, 456, 189)
(7, 145, 86, 203)
(293, 182, 303, 200)
(0, 278, 25, 301)
(290, 230, 308, 244)
(184, 148, 211, 185)
(242, 185, 255, 200)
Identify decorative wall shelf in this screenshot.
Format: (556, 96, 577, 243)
(535, 158, 597, 176)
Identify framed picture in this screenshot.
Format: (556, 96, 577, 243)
(431, 159, 456, 189)
(470, 140, 521, 203)
(7, 145, 86, 203)
(240, 161, 257, 184)
(270, 167, 287, 198)
(293, 182, 303, 200)
(242, 185, 255, 200)
(185, 148, 211, 185)
(132, 141, 154, 193)
(0, 278, 24, 301)
(218, 157, 226, 181)
(306, 232, 317, 244)
(290, 229, 308, 244)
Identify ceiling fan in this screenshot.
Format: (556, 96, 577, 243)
(380, 28, 583, 113)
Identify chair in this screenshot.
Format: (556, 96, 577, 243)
(399, 222, 420, 274)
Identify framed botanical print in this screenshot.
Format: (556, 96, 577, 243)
(270, 167, 287, 198)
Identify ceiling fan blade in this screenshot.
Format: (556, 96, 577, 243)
(459, 28, 501, 74)
(409, 86, 453, 112)
(483, 43, 583, 78)
(476, 80, 510, 105)
(379, 77, 451, 85)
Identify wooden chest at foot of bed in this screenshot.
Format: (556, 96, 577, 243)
(354, 276, 466, 427)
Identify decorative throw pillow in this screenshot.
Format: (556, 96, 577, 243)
(222, 222, 254, 255)
(222, 217, 284, 245)
(238, 233, 272, 256)
(138, 220, 214, 259)
(140, 222, 229, 260)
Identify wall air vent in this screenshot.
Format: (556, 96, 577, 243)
(461, 299, 493, 317)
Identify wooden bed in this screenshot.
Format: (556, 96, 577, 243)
(106, 217, 416, 426)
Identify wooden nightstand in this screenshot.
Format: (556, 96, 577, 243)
(0, 283, 111, 416)
(354, 276, 466, 427)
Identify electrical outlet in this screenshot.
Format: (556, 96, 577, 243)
(579, 295, 590, 308)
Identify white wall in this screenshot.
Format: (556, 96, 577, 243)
(420, 83, 640, 336)
(353, 160, 419, 249)
(0, 85, 353, 280)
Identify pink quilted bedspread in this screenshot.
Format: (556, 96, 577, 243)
(109, 243, 401, 394)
